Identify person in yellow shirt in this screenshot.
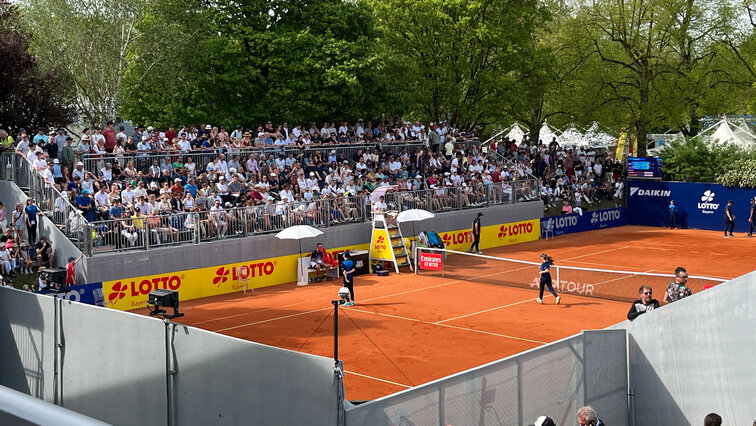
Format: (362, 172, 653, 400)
(0, 129, 14, 151)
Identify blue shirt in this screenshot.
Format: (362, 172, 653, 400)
(25, 205, 38, 224)
(669, 204, 676, 215)
(540, 262, 552, 280)
(184, 184, 197, 197)
(342, 259, 355, 282)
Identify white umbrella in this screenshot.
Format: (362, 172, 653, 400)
(370, 185, 397, 204)
(276, 225, 324, 284)
(396, 209, 435, 242)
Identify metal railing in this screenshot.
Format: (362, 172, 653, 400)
(76, 141, 443, 176)
(2, 152, 540, 256)
(1, 153, 89, 251)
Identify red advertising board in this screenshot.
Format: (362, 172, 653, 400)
(419, 252, 443, 271)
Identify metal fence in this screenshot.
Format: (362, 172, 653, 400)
(79, 195, 369, 255)
(1, 153, 89, 252)
(2, 152, 540, 256)
(77, 141, 444, 176)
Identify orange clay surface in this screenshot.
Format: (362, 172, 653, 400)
(153, 226, 753, 401)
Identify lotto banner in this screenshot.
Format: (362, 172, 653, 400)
(102, 244, 369, 311)
(540, 207, 626, 237)
(627, 180, 756, 232)
(437, 218, 541, 252)
(370, 229, 395, 261)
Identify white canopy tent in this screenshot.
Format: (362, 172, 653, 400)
(558, 123, 586, 147)
(537, 122, 560, 144)
(504, 122, 528, 143)
(690, 117, 756, 149)
(583, 122, 617, 148)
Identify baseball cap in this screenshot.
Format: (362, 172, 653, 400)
(65, 136, 73, 141)
(205, 125, 212, 130)
(53, 159, 59, 164)
(174, 178, 181, 182)
(76, 161, 84, 166)
(147, 126, 153, 131)
(533, 416, 556, 426)
(81, 189, 89, 194)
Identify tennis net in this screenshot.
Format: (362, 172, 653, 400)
(413, 247, 727, 303)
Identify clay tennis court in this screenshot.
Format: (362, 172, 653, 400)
(163, 225, 749, 401)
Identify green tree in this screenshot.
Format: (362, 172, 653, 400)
(0, 1, 72, 130)
(370, 0, 548, 130)
(21, 0, 162, 125)
(122, 0, 389, 127)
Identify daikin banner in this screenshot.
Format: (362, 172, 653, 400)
(626, 180, 756, 232)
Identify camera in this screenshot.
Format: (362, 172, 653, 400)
(338, 287, 351, 300)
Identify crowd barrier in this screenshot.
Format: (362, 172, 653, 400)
(541, 207, 627, 237)
(627, 180, 756, 232)
(77, 139, 481, 175)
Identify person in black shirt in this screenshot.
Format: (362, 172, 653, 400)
(468, 212, 483, 254)
(748, 198, 755, 237)
(627, 285, 660, 320)
(724, 200, 734, 237)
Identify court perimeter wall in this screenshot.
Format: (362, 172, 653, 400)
(80, 201, 543, 310)
(345, 329, 629, 426)
(610, 270, 756, 424)
(0, 287, 340, 425)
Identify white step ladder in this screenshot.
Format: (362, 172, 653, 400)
(369, 212, 412, 273)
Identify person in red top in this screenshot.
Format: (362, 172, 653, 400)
(102, 121, 116, 153)
(66, 253, 84, 286)
(164, 126, 176, 145)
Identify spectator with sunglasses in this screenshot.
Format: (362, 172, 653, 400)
(664, 266, 693, 304)
(627, 285, 660, 320)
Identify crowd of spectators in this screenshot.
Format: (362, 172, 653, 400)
(2, 120, 546, 247)
(490, 134, 625, 215)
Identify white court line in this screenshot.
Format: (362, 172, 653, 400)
(434, 297, 536, 324)
(346, 307, 547, 345)
(212, 267, 526, 332)
(344, 370, 412, 389)
(560, 245, 631, 261)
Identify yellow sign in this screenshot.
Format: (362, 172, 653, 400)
(369, 228, 394, 261)
(102, 243, 369, 311)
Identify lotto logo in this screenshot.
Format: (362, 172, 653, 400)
(376, 236, 385, 244)
(213, 267, 230, 285)
(498, 223, 533, 238)
(109, 275, 182, 305)
(701, 190, 715, 202)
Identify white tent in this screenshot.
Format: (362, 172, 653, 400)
(583, 122, 617, 148)
(693, 117, 756, 149)
(558, 123, 586, 147)
(505, 122, 528, 143)
(537, 122, 560, 144)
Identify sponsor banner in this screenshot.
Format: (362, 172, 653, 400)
(419, 252, 443, 270)
(438, 218, 541, 252)
(370, 229, 395, 261)
(39, 282, 106, 306)
(103, 244, 370, 311)
(529, 277, 596, 296)
(627, 181, 756, 232)
(540, 207, 626, 237)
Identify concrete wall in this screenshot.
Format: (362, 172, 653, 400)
(82, 201, 543, 283)
(613, 271, 756, 425)
(0, 181, 81, 272)
(0, 287, 340, 425)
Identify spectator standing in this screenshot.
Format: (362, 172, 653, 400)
(65, 254, 84, 286)
(663, 266, 692, 304)
(24, 198, 39, 245)
(724, 200, 734, 237)
(102, 121, 116, 153)
(12, 204, 25, 238)
(627, 285, 660, 320)
(0, 202, 6, 232)
(577, 406, 605, 426)
(748, 198, 755, 237)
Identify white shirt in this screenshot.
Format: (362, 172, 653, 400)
(95, 191, 110, 208)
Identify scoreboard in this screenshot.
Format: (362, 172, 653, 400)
(627, 157, 662, 178)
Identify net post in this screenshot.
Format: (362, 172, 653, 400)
(414, 245, 418, 275)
